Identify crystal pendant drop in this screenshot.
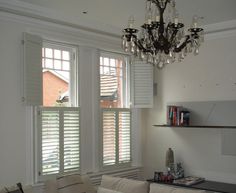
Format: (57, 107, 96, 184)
(122, 36, 127, 49)
(140, 51, 145, 60)
(194, 47, 199, 55)
(147, 54, 153, 63)
(157, 62, 164, 69)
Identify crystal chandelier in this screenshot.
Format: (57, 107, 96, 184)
(122, 0, 204, 69)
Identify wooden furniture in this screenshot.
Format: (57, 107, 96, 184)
(147, 179, 236, 193)
(153, 125, 236, 129)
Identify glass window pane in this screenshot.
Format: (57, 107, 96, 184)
(45, 59, 53, 68)
(110, 67, 116, 75)
(110, 59, 116, 67)
(100, 66, 103, 74)
(42, 48, 44, 57)
(45, 48, 53, 58)
(119, 68, 123, 77)
(62, 61, 70, 71)
(42, 46, 74, 108)
(104, 66, 109, 74)
(104, 58, 109, 66)
(118, 60, 123, 68)
(42, 58, 45, 68)
(62, 51, 70, 60)
(100, 57, 103, 65)
(100, 55, 127, 108)
(54, 60, 62, 70)
(54, 49, 61, 59)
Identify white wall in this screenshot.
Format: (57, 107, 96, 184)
(0, 12, 143, 186)
(143, 33, 236, 184)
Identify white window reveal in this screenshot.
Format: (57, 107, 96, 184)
(100, 53, 131, 168)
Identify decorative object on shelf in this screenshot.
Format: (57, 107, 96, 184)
(166, 148, 174, 169)
(167, 105, 190, 126)
(154, 171, 163, 182)
(122, 0, 204, 69)
(154, 171, 174, 183)
(173, 176, 205, 186)
(175, 162, 184, 179)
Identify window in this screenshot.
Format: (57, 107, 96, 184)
(37, 43, 79, 180)
(100, 53, 131, 168)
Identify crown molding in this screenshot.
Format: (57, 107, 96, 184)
(0, 0, 121, 39)
(204, 19, 236, 40)
(0, 0, 235, 40)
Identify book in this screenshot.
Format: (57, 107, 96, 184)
(167, 106, 190, 126)
(173, 176, 205, 186)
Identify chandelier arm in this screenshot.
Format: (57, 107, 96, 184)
(164, 0, 169, 10)
(136, 39, 148, 52)
(174, 35, 191, 52)
(169, 29, 179, 44)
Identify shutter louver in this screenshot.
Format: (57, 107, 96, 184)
(119, 111, 131, 163)
(103, 111, 116, 166)
(23, 32, 43, 106)
(64, 109, 80, 172)
(41, 109, 60, 175)
(132, 61, 153, 108)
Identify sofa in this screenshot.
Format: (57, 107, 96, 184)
(45, 174, 206, 193)
(98, 175, 206, 193)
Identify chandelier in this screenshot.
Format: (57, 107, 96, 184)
(122, 0, 204, 69)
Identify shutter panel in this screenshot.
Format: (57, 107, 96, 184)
(102, 110, 116, 166)
(131, 60, 153, 108)
(63, 109, 80, 172)
(40, 107, 80, 176)
(23, 32, 42, 105)
(119, 111, 131, 163)
(41, 108, 60, 175)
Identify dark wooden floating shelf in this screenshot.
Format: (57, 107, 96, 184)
(153, 125, 236, 129)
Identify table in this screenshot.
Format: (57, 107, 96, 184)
(147, 179, 236, 193)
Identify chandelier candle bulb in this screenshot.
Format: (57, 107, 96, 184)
(174, 17, 178, 25)
(128, 15, 135, 28)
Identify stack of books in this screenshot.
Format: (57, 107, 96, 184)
(167, 106, 190, 126)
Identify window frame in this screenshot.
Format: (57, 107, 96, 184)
(42, 41, 79, 107)
(35, 41, 80, 182)
(99, 52, 132, 170)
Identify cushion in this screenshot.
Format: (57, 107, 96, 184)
(149, 183, 174, 193)
(0, 184, 32, 193)
(45, 174, 96, 193)
(97, 187, 123, 193)
(100, 175, 149, 193)
(149, 183, 206, 193)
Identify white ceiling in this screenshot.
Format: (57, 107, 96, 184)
(17, 0, 236, 31)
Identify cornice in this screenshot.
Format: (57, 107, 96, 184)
(0, 0, 236, 40)
(0, 0, 121, 39)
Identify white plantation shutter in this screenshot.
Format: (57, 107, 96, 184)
(63, 110, 80, 172)
(102, 109, 131, 167)
(119, 111, 131, 163)
(102, 111, 116, 166)
(39, 107, 80, 177)
(131, 60, 153, 108)
(23, 32, 43, 105)
(41, 109, 60, 175)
